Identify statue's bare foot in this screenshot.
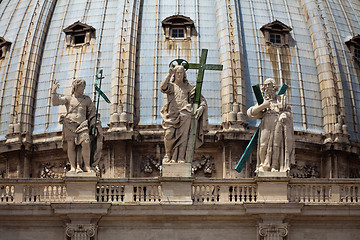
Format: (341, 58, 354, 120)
(69, 168, 76, 173)
(76, 168, 83, 173)
(258, 166, 264, 172)
(84, 167, 95, 173)
(271, 168, 279, 172)
(163, 155, 171, 163)
(169, 159, 176, 163)
(178, 159, 185, 163)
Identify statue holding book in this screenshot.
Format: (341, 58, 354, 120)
(247, 78, 295, 173)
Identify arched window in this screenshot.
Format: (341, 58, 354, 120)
(63, 21, 95, 47)
(162, 15, 195, 40)
(260, 20, 292, 47)
(0, 37, 11, 59)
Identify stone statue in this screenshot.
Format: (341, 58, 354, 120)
(160, 65, 208, 163)
(52, 79, 101, 173)
(247, 78, 294, 173)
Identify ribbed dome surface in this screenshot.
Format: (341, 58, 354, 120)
(0, 0, 359, 141)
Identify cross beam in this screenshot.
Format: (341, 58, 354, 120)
(185, 49, 223, 162)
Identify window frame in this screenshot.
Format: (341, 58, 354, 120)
(162, 15, 195, 41)
(171, 28, 186, 39)
(0, 37, 11, 59)
(63, 21, 95, 47)
(260, 20, 292, 47)
(345, 35, 360, 63)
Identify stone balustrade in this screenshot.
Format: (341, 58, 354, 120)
(96, 181, 161, 203)
(192, 180, 257, 203)
(0, 178, 359, 204)
(0, 179, 66, 203)
(288, 179, 359, 204)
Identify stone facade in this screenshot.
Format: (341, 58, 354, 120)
(0, 0, 360, 239)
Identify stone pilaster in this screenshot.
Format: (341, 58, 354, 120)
(258, 223, 288, 240)
(110, 0, 141, 129)
(7, 0, 58, 140)
(66, 224, 97, 240)
(301, 0, 344, 141)
(215, 0, 246, 126)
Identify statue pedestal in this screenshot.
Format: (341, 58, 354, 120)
(64, 172, 97, 202)
(162, 163, 192, 178)
(160, 179, 193, 205)
(256, 172, 289, 203)
(161, 163, 193, 204)
(257, 171, 287, 178)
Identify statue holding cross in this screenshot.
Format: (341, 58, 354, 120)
(235, 78, 295, 174)
(160, 49, 223, 164)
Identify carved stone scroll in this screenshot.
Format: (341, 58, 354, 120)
(66, 224, 96, 240)
(258, 223, 288, 240)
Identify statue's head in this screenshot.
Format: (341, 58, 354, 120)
(71, 78, 86, 95)
(171, 65, 188, 84)
(262, 78, 277, 98)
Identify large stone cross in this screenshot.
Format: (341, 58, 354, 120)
(185, 49, 223, 162)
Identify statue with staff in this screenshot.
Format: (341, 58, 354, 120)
(160, 49, 223, 164)
(52, 70, 110, 173)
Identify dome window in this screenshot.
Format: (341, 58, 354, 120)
(345, 35, 360, 63)
(0, 37, 11, 59)
(63, 21, 95, 47)
(260, 20, 292, 46)
(171, 28, 185, 38)
(162, 15, 195, 40)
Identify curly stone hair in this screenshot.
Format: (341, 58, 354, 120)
(71, 78, 86, 95)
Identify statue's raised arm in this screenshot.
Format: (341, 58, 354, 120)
(160, 65, 208, 164)
(51, 80, 69, 106)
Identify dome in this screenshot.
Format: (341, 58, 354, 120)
(1, 0, 359, 140)
(0, 0, 359, 179)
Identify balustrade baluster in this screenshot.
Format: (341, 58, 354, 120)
(148, 186, 153, 202)
(355, 186, 359, 203)
(249, 186, 253, 202)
